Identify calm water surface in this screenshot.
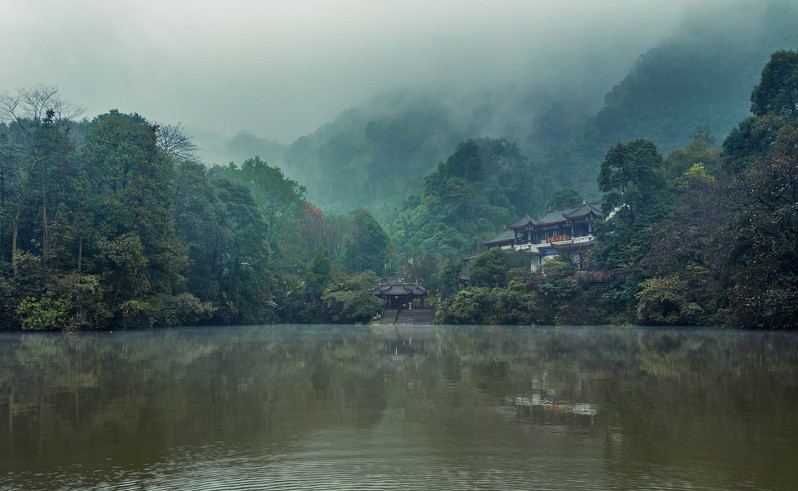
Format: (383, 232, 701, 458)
(1, 325, 797, 490)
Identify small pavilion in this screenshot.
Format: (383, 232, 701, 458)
(369, 275, 429, 310)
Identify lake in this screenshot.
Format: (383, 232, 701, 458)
(1, 325, 797, 490)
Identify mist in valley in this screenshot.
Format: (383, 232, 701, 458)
(4, 0, 798, 214)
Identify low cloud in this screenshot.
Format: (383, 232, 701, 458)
(2, 0, 695, 145)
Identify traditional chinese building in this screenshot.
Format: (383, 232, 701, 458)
(369, 275, 429, 310)
(482, 203, 602, 270)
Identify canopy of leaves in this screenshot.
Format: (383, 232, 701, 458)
(751, 50, 798, 119)
(391, 138, 546, 258)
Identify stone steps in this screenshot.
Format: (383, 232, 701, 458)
(375, 308, 434, 325)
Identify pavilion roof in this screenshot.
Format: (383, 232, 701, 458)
(369, 279, 429, 297)
(511, 203, 603, 228)
(481, 229, 516, 246)
(562, 202, 603, 220)
(537, 208, 568, 225)
(508, 214, 538, 230)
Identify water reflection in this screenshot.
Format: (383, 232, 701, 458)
(0, 326, 796, 490)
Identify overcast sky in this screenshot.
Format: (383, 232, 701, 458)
(1, 1, 697, 146)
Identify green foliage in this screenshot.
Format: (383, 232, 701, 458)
(54, 272, 110, 330)
(343, 209, 392, 275)
(434, 48, 798, 329)
(663, 129, 722, 181)
(542, 257, 576, 280)
(289, 248, 339, 323)
(537, 260, 579, 324)
(305, 248, 336, 296)
(436, 287, 494, 325)
(468, 249, 510, 288)
(598, 139, 664, 205)
(151, 293, 217, 327)
(436, 271, 580, 326)
(321, 271, 383, 324)
(98, 233, 150, 302)
(751, 50, 798, 118)
(208, 178, 277, 324)
(392, 138, 543, 257)
(635, 263, 725, 326)
(635, 276, 696, 326)
(6, 41, 798, 330)
(217, 156, 308, 261)
(722, 119, 798, 328)
(640, 147, 730, 327)
(172, 160, 224, 303)
(721, 114, 785, 175)
(16, 294, 68, 331)
(547, 188, 583, 209)
(119, 299, 155, 328)
(592, 139, 668, 270)
(82, 110, 188, 296)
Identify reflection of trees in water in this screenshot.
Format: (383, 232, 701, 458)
(1, 327, 797, 487)
(604, 329, 798, 487)
(0, 327, 389, 480)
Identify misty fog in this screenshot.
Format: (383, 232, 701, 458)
(3, 1, 697, 150)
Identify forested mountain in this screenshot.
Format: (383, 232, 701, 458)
(436, 49, 798, 329)
(222, 0, 798, 214)
(579, 0, 798, 156)
(1, 1, 797, 330)
(281, 91, 469, 217)
(390, 138, 550, 257)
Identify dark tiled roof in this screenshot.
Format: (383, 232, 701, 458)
(562, 202, 602, 220)
(486, 203, 602, 246)
(370, 281, 429, 297)
(513, 203, 603, 228)
(509, 214, 538, 230)
(481, 229, 516, 245)
(537, 208, 568, 225)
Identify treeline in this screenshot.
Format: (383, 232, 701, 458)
(436, 50, 798, 329)
(0, 95, 392, 330)
(2, 49, 797, 330)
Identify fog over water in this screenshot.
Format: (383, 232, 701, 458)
(2, 0, 700, 150)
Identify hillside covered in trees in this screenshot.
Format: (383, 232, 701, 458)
(1, 4, 798, 330)
(435, 49, 798, 329)
(216, 1, 798, 217)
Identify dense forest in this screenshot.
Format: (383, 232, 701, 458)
(0, 99, 393, 329)
(217, 0, 798, 217)
(436, 49, 798, 329)
(2, 18, 798, 330)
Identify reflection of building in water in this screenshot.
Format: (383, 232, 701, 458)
(510, 393, 598, 426)
(372, 325, 436, 371)
(504, 367, 618, 426)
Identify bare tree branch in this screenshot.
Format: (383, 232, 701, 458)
(156, 122, 199, 161)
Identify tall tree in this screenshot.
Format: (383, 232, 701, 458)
(593, 139, 667, 269)
(343, 209, 391, 275)
(209, 178, 277, 324)
(81, 111, 187, 308)
(722, 119, 798, 328)
(155, 123, 198, 161)
(751, 50, 798, 119)
(0, 87, 82, 274)
(217, 157, 307, 260)
(173, 160, 225, 303)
